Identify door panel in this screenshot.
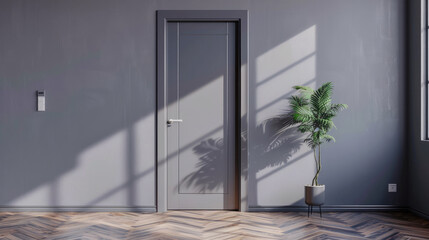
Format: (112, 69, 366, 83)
(166, 22, 236, 209)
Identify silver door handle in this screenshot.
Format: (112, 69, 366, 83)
(167, 119, 183, 124)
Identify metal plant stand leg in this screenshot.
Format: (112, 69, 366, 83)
(307, 204, 323, 218)
(308, 205, 310, 218)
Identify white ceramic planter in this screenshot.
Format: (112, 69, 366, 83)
(305, 185, 325, 206)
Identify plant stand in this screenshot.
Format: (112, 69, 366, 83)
(305, 185, 325, 218)
(307, 204, 322, 218)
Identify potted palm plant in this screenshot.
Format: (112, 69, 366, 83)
(286, 82, 347, 208)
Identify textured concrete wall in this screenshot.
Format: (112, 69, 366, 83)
(0, 0, 406, 209)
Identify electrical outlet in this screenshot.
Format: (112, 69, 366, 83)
(388, 183, 397, 193)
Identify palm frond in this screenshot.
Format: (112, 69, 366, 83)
(293, 106, 313, 122)
(314, 118, 334, 130)
(289, 95, 308, 109)
(304, 136, 317, 149)
(321, 134, 336, 143)
(298, 123, 313, 133)
(280, 82, 346, 150)
(310, 82, 333, 115)
(293, 85, 314, 99)
(329, 103, 348, 113)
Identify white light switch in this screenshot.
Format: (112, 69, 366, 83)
(37, 90, 45, 111)
(388, 183, 397, 192)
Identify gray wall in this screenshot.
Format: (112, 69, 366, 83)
(0, 0, 406, 209)
(408, 0, 429, 216)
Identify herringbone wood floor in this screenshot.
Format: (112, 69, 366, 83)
(0, 211, 428, 239)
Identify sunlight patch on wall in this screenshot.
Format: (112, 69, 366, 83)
(179, 76, 224, 141)
(241, 64, 248, 119)
(255, 25, 316, 122)
(256, 56, 315, 122)
(132, 113, 156, 205)
(256, 26, 316, 82)
(9, 183, 51, 206)
(59, 129, 128, 205)
(167, 76, 225, 151)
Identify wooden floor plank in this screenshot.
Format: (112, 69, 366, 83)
(0, 211, 427, 239)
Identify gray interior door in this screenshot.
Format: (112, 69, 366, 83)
(166, 22, 237, 210)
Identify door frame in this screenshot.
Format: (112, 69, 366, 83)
(156, 10, 249, 212)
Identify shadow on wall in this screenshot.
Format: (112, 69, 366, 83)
(181, 113, 304, 196)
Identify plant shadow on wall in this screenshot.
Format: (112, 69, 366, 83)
(180, 113, 303, 194)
